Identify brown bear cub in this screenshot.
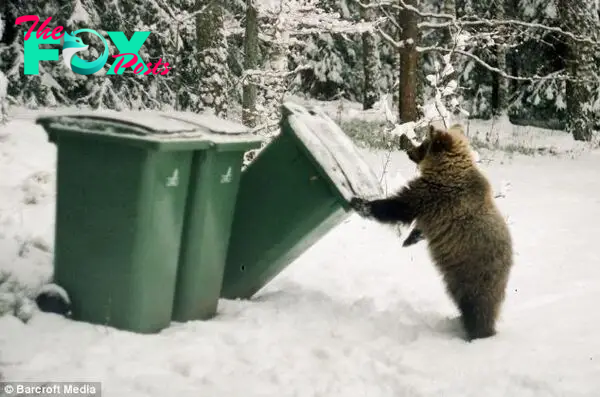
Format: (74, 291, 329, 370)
(351, 124, 513, 341)
(397, 133, 432, 247)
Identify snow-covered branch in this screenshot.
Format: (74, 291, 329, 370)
(419, 46, 597, 83)
(419, 19, 600, 46)
(226, 18, 383, 37)
(377, 26, 594, 83)
(360, 0, 600, 45)
(172, 0, 219, 23)
(242, 64, 313, 81)
(356, 0, 455, 20)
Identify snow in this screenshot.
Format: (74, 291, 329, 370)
(0, 15, 5, 49)
(389, 121, 418, 140)
(67, 0, 92, 25)
(1, 108, 600, 396)
(285, 95, 593, 156)
(283, 94, 393, 123)
(0, 71, 7, 100)
(253, 0, 378, 36)
(37, 282, 71, 305)
(0, 70, 7, 123)
(34, 110, 264, 145)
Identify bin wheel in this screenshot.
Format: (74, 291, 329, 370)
(35, 283, 72, 317)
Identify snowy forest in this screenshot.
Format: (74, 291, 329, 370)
(1, 0, 599, 141)
(3, 1, 600, 393)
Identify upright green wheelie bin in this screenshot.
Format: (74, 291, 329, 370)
(220, 102, 384, 299)
(168, 113, 262, 323)
(36, 111, 261, 333)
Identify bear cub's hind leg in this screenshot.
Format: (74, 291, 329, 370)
(457, 294, 498, 341)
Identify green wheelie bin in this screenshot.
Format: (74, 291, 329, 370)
(36, 111, 261, 333)
(220, 102, 384, 299)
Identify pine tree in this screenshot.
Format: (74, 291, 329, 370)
(0, 0, 72, 108)
(0, 2, 7, 122)
(260, 2, 289, 126)
(169, 0, 202, 112)
(559, 0, 597, 141)
(195, 0, 229, 117)
(242, 0, 259, 127)
(0, 0, 193, 111)
(361, 0, 380, 110)
(491, 0, 509, 116)
(442, 0, 456, 44)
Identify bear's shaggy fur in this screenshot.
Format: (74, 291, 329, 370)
(352, 124, 513, 341)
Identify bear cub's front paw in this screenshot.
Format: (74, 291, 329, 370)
(350, 197, 372, 217)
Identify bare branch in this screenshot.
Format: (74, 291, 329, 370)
(418, 45, 555, 81)
(419, 19, 600, 46)
(226, 19, 384, 37)
(360, 0, 600, 45)
(376, 15, 597, 84)
(377, 26, 398, 48)
(418, 45, 598, 83)
(241, 64, 313, 81)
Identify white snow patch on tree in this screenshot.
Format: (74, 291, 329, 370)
(0, 71, 8, 123)
(389, 121, 418, 140)
(67, 0, 92, 25)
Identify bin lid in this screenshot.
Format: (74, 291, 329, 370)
(35, 110, 263, 151)
(281, 102, 384, 204)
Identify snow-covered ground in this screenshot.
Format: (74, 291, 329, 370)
(1, 107, 600, 396)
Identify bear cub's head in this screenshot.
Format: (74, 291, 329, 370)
(406, 124, 474, 174)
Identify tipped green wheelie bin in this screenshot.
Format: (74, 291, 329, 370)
(36, 111, 261, 333)
(220, 102, 384, 299)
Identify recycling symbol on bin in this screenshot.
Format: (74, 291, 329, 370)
(166, 169, 179, 187)
(220, 167, 233, 184)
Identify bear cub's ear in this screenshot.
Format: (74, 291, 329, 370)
(429, 129, 454, 153)
(448, 124, 465, 135)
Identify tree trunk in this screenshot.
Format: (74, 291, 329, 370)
(0, 0, 15, 45)
(442, 0, 455, 45)
(361, 0, 379, 110)
(507, 0, 520, 96)
(242, 0, 258, 127)
(392, 11, 400, 116)
(195, 0, 228, 117)
(559, 0, 596, 141)
(261, 8, 288, 127)
(0, 1, 7, 123)
(398, 0, 419, 122)
(491, 0, 508, 115)
(0, 2, 5, 42)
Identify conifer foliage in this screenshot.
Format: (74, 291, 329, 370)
(0, 0, 598, 140)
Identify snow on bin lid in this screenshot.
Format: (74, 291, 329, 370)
(157, 111, 252, 135)
(35, 109, 258, 144)
(282, 102, 384, 202)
